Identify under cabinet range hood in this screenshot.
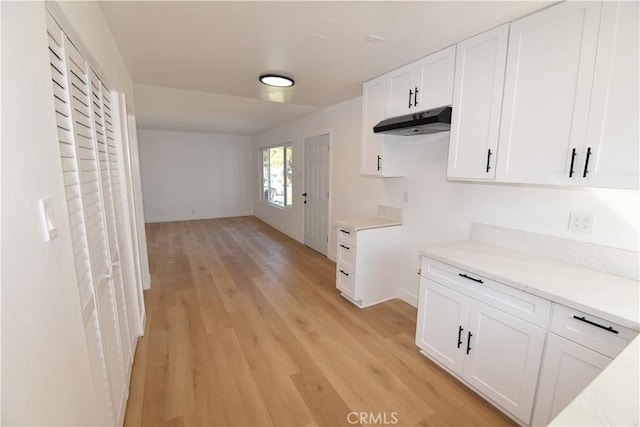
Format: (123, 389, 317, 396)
(373, 106, 452, 136)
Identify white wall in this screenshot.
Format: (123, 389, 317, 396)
(139, 129, 253, 222)
(1, 1, 136, 424)
(252, 96, 640, 305)
(2, 2, 102, 425)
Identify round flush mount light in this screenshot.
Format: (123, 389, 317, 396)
(259, 74, 295, 87)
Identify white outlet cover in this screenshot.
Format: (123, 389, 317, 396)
(568, 211, 595, 233)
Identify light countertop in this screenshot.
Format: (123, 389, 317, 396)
(335, 217, 402, 232)
(420, 241, 639, 331)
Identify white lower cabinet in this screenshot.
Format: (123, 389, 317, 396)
(335, 225, 401, 308)
(532, 304, 637, 425)
(416, 279, 470, 375)
(417, 277, 546, 424)
(463, 301, 546, 422)
(417, 256, 639, 426)
(532, 334, 611, 426)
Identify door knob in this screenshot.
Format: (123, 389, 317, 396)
(302, 192, 307, 197)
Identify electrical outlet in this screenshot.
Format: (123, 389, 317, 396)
(568, 211, 595, 233)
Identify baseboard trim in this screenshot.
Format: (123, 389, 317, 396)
(397, 288, 418, 307)
(254, 214, 303, 244)
(145, 212, 254, 223)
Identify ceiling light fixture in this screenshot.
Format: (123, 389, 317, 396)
(259, 74, 295, 87)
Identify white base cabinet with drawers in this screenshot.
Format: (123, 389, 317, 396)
(335, 225, 401, 308)
(417, 259, 549, 424)
(417, 255, 638, 425)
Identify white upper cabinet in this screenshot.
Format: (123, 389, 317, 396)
(582, 1, 639, 189)
(385, 63, 416, 118)
(447, 24, 509, 180)
(495, 2, 602, 185)
(361, 76, 406, 177)
(385, 46, 456, 118)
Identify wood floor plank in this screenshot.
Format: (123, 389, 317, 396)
(124, 217, 515, 427)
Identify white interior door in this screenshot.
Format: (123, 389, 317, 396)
(303, 134, 330, 255)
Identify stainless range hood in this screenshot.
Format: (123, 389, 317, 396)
(373, 106, 452, 136)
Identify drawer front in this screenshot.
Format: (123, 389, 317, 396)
(337, 241, 357, 270)
(337, 226, 357, 247)
(336, 265, 357, 300)
(550, 304, 638, 358)
(421, 257, 551, 328)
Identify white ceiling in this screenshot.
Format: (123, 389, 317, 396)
(100, 1, 554, 135)
(134, 84, 319, 135)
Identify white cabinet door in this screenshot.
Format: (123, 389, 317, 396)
(361, 76, 386, 175)
(532, 334, 612, 426)
(385, 63, 416, 118)
(448, 25, 509, 180)
(582, 1, 639, 189)
(385, 47, 456, 118)
(361, 76, 406, 177)
(495, 1, 602, 185)
(415, 46, 456, 112)
(416, 279, 471, 376)
(463, 301, 546, 424)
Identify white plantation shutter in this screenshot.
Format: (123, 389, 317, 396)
(67, 36, 129, 423)
(45, 9, 145, 425)
(67, 47, 128, 424)
(46, 14, 114, 425)
(102, 84, 138, 362)
(90, 71, 133, 372)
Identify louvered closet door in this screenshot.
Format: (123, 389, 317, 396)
(46, 14, 114, 425)
(103, 89, 141, 354)
(89, 70, 133, 375)
(64, 31, 126, 422)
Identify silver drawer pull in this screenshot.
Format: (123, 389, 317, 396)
(339, 269, 349, 277)
(573, 315, 619, 334)
(339, 244, 350, 250)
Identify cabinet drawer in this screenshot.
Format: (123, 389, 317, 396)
(337, 241, 356, 270)
(550, 304, 638, 358)
(421, 257, 551, 328)
(336, 265, 357, 300)
(336, 226, 357, 247)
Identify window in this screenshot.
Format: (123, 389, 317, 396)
(261, 144, 292, 207)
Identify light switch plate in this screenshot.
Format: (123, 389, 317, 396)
(38, 198, 57, 242)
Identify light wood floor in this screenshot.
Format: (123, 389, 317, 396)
(124, 216, 514, 426)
